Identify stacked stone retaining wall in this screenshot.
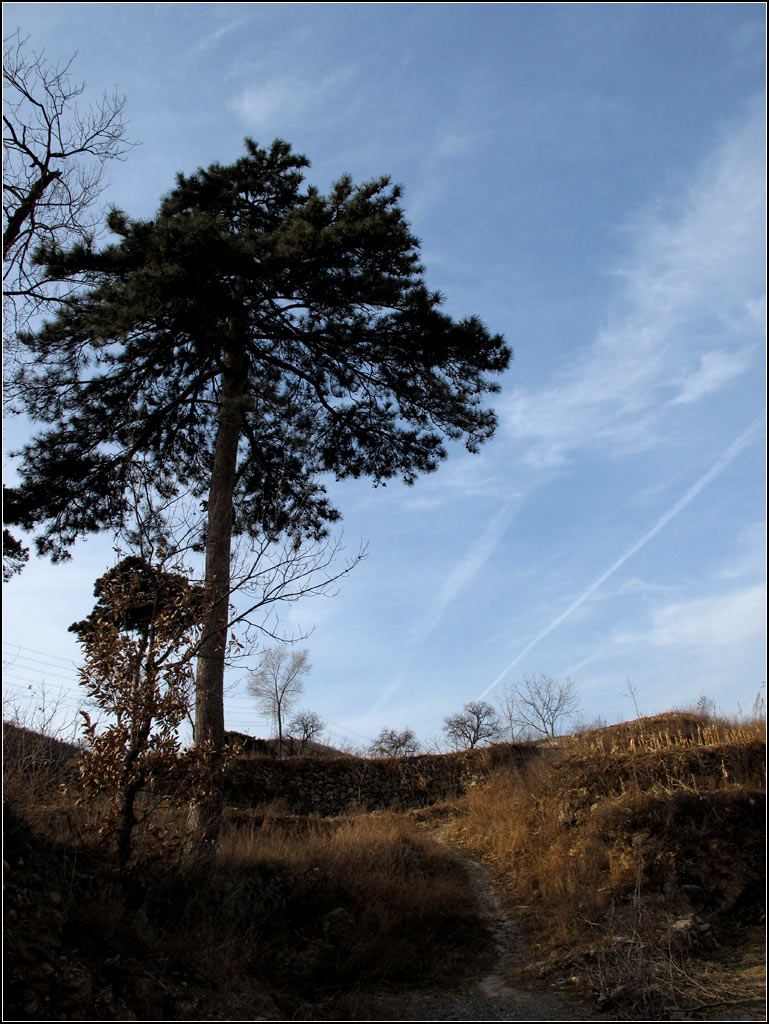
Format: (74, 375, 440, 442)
(224, 743, 537, 816)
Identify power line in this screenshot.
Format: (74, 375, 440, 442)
(2, 678, 84, 705)
(2, 641, 80, 666)
(2, 649, 375, 746)
(3, 655, 80, 680)
(2, 674, 81, 692)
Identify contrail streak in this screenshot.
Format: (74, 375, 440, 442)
(479, 416, 764, 699)
(369, 494, 521, 716)
(411, 496, 520, 645)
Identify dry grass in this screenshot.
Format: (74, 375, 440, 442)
(3, 708, 765, 1019)
(211, 806, 488, 997)
(3, 723, 490, 1019)
(455, 711, 766, 1019)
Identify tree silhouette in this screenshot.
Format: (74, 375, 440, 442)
(3, 29, 133, 336)
(368, 727, 420, 758)
(247, 647, 310, 758)
(69, 555, 204, 640)
(500, 674, 580, 739)
(287, 709, 325, 755)
(443, 700, 501, 749)
(10, 138, 511, 843)
(71, 555, 203, 868)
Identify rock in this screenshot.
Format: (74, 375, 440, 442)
(671, 916, 694, 932)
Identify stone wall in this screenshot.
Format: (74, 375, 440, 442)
(224, 743, 536, 816)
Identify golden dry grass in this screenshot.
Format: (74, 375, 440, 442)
(212, 806, 489, 993)
(453, 712, 766, 1018)
(3, 709, 765, 1020)
(3, 724, 491, 1017)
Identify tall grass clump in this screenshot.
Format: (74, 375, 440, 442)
(2, 683, 84, 839)
(57, 801, 490, 1006)
(207, 806, 489, 997)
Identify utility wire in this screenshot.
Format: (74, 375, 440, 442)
(2, 640, 80, 666)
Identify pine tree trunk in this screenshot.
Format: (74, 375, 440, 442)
(187, 341, 246, 855)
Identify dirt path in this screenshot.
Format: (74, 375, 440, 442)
(322, 826, 606, 1022)
(282, 822, 765, 1022)
(387, 827, 766, 1024)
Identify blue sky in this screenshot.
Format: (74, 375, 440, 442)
(3, 3, 766, 750)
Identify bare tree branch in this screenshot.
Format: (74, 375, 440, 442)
(3, 29, 135, 339)
(368, 727, 420, 758)
(443, 700, 501, 749)
(287, 709, 325, 754)
(500, 673, 581, 740)
(112, 460, 366, 663)
(246, 647, 310, 758)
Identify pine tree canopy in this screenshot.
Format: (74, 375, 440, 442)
(10, 138, 512, 560)
(68, 556, 205, 640)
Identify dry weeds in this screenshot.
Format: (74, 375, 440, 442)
(3, 709, 765, 1020)
(454, 712, 766, 1019)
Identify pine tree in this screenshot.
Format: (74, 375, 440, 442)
(10, 138, 511, 842)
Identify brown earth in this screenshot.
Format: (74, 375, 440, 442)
(3, 718, 766, 1021)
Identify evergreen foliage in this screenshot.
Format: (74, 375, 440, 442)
(68, 555, 205, 639)
(11, 138, 511, 557)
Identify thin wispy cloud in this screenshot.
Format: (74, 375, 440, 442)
(411, 496, 521, 645)
(717, 522, 766, 582)
(368, 495, 521, 715)
(230, 68, 358, 129)
(368, 669, 408, 718)
(191, 15, 252, 54)
(502, 97, 765, 469)
(648, 584, 766, 650)
(479, 416, 764, 699)
(400, 450, 519, 510)
(617, 577, 677, 596)
(671, 348, 754, 405)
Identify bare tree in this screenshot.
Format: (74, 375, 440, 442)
(498, 687, 537, 742)
(622, 677, 643, 719)
(121, 465, 354, 662)
(287, 709, 325, 755)
(443, 700, 501, 750)
(3, 29, 134, 337)
(502, 673, 581, 740)
(368, 726, 420, 759)
(3, 28, 134, 572)
(227, 530, 366, 653)
(422, 732, 449, 754)
(247, 647, 311, 758)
